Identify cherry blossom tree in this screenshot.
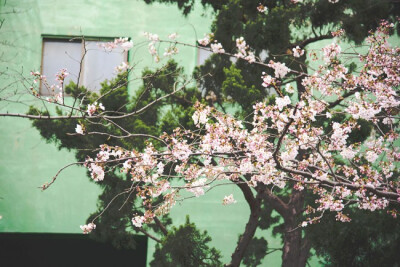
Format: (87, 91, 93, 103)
(72, 21, 400, 266)
(2, 5, 400, 265)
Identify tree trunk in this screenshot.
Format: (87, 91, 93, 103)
(281, 223, 311, 267)
(282, 217, 303, 267)
(281, 190, 311, 267)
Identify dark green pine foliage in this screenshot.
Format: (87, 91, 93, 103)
(150, 216, 222, 267)
(307, 209, 400, 267)
(241, 236, 268, 267)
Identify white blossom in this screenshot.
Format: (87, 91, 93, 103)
(132, 215, 145, 228)
(115, 62, 131, 73)
(75, 124, 84, 135)
(340, 148, 356, 159)
(222, 194, 237, 205)
(98, 103, 105, 111)
(285, 84, 295, 94)
(168, 33, 178, 40)
(120, 40, 133, 51)
(144, 32, 159, 42)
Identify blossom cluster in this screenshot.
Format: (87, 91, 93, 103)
(144, 32, 161, 62)
(210, 42, 225, 54)
(198, 33, 214, 46)
(100, 37, 133, 52)
(144, 32, 180, 62)
(80, 22, 400, 232)
(30, 69, 67, 104)
(86, 101, 105, 116)
(234, 37, 256, 63)
(80, 223, 96, 234)
(115, 62, 132, 73)
(223, 194, 237, 205)
(268, 60, 290, 78)
(257, 4, 268, 13)
(292, 46, 304, 58)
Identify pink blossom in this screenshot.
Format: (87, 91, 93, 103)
(89, 163, 104, 181)
(268, 61, 290, 78)
(322, 43, 341, 62)
(261, 73, 275, 87)
(78, 23, 400, 230)
(87, 104, 96, 116)
(292, 46, 304, 58)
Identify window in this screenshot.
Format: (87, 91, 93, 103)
(41, 37, 128, 95)
(197, 46, 237, 66)
(197, 46, 213, 66)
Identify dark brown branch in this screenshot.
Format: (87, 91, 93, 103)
(272, 105, 298, 171)
(327, 87, 362, 109)
(171, 93, 192, 106)
(298, 34, 331, 48)
(263, 187, 289, 219)
(153, 216, 168, 236)
(39, 161, 84, 190)
(135, 226, 161, 243)
(237, 177, 257, 213)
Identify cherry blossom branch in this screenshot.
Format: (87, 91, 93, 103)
(298, 34, 332, 48)
(39, 161, 84, 190)
(77, 131, 167, 145)
(153, 217, 168, 236)
(0, 113, 84, 120)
